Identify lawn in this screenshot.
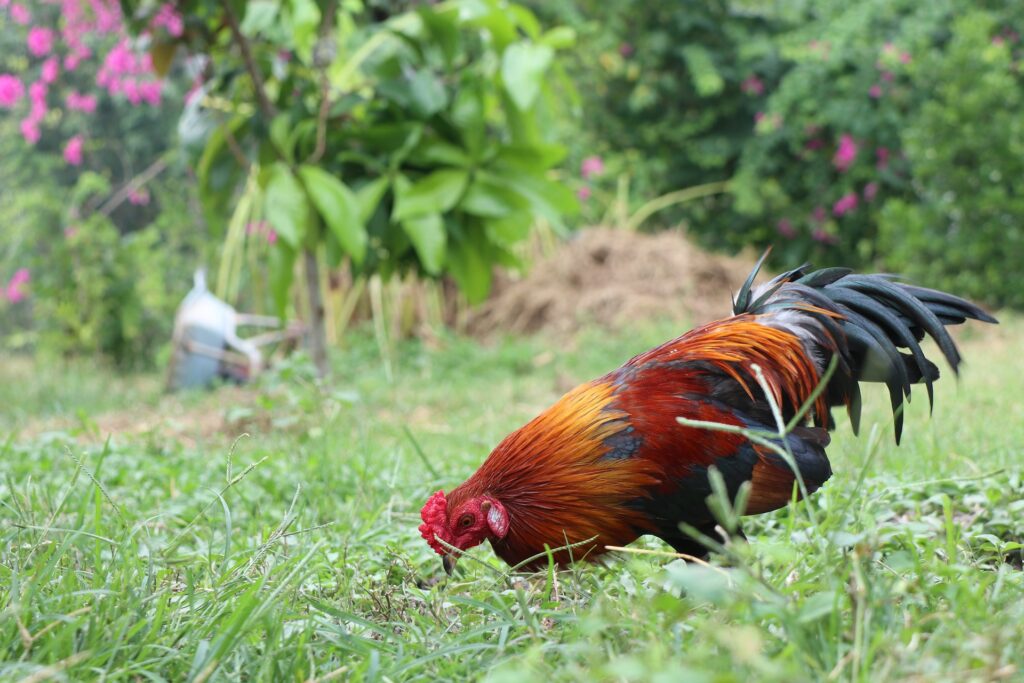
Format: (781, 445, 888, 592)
(1, 315, 1022, 682)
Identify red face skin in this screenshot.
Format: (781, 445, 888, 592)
(419, 492, 509, 574)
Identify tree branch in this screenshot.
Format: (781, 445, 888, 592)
(223, 2, 276, 119)
(96, 155, 170, 217)
(306, 0, 340, 164)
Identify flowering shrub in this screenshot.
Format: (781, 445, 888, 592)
(541, 0, 788, 227)
(0, 1, 202, 365)
(877, 10, 1024, 308)
(729, 0, 1024, 303)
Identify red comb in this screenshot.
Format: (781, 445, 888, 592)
(419, 490, 449, 556)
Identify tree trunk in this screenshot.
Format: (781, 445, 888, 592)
(303, 247, 329, 377)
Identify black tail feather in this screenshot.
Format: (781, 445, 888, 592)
(736, 251, 998, 442)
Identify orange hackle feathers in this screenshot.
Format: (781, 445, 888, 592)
(445, 380, 663, 568)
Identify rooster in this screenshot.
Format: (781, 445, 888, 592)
(419, 254, 996, 573)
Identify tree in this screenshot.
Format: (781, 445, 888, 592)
(121, 0, 578, 376)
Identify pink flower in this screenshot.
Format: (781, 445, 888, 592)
(64, 49, 88, 72)
(876, 147, 890, 170)
(29, 80, 46, 103)
(28, 81, 47, 119)
(869, 84, 882, 98)
(833, 134, 858, 172)
(0, 74, 24, 108)
(64, 225, 79, 239)
(246, 221, 265, 235)
(812, 206, 827, 223)
(776, 218, 796, 239)
(151, 3, 184, 37)
(881, 71, 894, 82)
(20, 118, 39, 144)
(101, 40, 136, 78)
(5, 268, 30, 303)
(805, 138, 824, 151)
(899, 51, 911, 65)
(122, 78, 141, 105)
(812, 228, 838, 245)
(40, 57, 59, 84)
(576, 186, 592, 201)
(863, 182, 879, 202)
(10, 3, 30, 24)
(139, 80, 162, 105)
(619, 42, 634, 57)
(63, 135, 84, 166)
(741, 75, 765, 96)
(992, 36, 1005, 47)
(128, 187, 150, 205)
(580, 156, 604, 179)
(27, 27, 54, 57)
(832, 192, 859, 216)
(66, 90, 98, 113)
(266, 229, 278, 245)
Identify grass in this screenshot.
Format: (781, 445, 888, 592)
(1, 315, 1022, 682)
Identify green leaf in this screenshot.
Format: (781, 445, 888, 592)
(270, 114, 293, 164)
(355, 176, 391, 225)
(418, 5, 461, 66)
(539, 26, 576, 49)
(484, 211, 532, 246)
(450, 77, 486, 156)
(408, 139, 472, 168)
(264, 163, 311, 248)
(378, 69, 448, 118)
(393, 169, 469, 220)
(461, 1, 517, 50)
(681, 45, 724, 97)
(289, 0, 322, 64)
(491, 169, 579, 228)
(298, 165, 367, 264)
(508, 4, 541, 39)
(240, 0, 280, 36)
(501, 42, 554, 111)
(407, 69, 448, 117)
(494, 143, 568, 171)
(401, 212, 446, 274)
(446, 233, 492, 304)
(460, 174, 530, 218)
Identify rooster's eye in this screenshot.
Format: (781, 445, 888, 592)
(458, 514, 474, 528)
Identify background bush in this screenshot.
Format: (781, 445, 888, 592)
(540, 0, 1024, 306)
(0, 2, 205, 367)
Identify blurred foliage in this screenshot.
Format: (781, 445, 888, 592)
(31, 173, 201, 368)
(878, 10, 1024, 308)
(533, 0, 1023, 308)
(531, 0, 787, 221)
(4, 0, 1023, 376)
(141, 0, 578, 316)
(0, 2, 206, 367)
(738, 0, 1024, 307)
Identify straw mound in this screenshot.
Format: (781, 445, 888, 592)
(467, 228, 757, 339)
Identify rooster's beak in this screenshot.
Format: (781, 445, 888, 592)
(442, 553, 457, 575)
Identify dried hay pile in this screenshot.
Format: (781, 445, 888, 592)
(467, 228, 757, 339)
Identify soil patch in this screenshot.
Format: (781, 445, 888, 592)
(467, 228, 757, 339)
